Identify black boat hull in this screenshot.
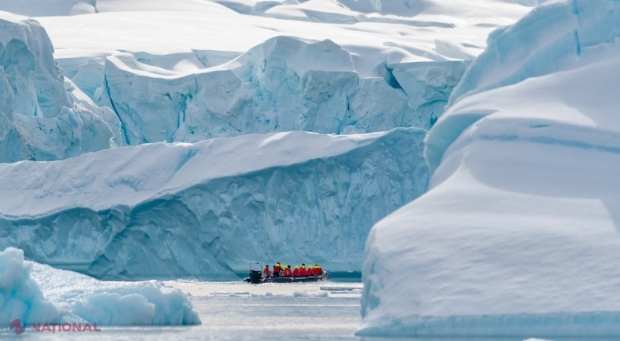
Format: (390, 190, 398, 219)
(244, 272, 330, 284)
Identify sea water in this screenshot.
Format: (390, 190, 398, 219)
(0, 281, 363, 340)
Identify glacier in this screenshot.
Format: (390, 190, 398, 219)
(0, 247, 199, 326)
(360, 0, 620, 338)
(0, 128, 427, 280)
(25, 0, 531, 147)
(0, 12, 117, 163)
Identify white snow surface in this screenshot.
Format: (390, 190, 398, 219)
(33, 0, 532, 60)
(0, 128, 427, 279)
(360, 0, 620, 338)
(0, 247, 200, 326)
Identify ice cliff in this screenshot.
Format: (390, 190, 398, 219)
(100, 36, 467, 145)
(360, 0, 620, 338)
(0, 128, 427, 280)
(0, 247, 199, 327)
(0, 12, 116, 163)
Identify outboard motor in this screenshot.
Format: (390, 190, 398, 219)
(249, 270, 262, 284)
(248, 262, 262, 284)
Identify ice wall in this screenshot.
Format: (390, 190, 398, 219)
(360, 0, 620, 337)
(0, 128, 427, 280)
(100, 37, 466, 145)
(0, 247, 199, 326)
(0, 12, 116, 162)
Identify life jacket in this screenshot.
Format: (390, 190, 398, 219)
(284, 268, 292, 277)
(316, 267, 323, 275)
(263, 268, 271, 277)
(300, 267, 307, 277)
(311, 267, 319, 276)
(293, 268, 300, 276)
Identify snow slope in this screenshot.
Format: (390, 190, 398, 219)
(0, 247, 199, 326)
(0, 128, 427, 279)
(0, 12, 117, 162)
(360, 0, 620, 338)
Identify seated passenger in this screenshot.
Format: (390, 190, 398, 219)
(263, 265, 271, 278)
(315, 264, 324, 275)
(272, 264, 280, 277)
(300, 264, 307, 277)
(284, 265, 292, 277)
(293, 266, 300, 277)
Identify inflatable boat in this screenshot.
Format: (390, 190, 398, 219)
(243, 263, 330, 284)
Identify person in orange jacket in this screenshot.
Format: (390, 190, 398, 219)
(263, 265, 271, 278)
(293, 266, 300, 277)
(283, 265, 292, 277)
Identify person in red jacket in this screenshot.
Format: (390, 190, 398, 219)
(283, 265, 292, 277)
(315, 264, 324, 275)
(300, 264, 307, 277)
(273, 263, 281, 277)
(263, 265, 271, 278)
(293, 266, 300, 277)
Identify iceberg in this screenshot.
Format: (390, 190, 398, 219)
(0, 12, 117, 163)
(360, 0, 620, 338)
(0, 128, 427, 280)
(0, 247, 199, 327)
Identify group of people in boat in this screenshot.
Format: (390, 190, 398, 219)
(263, 262, 323, 278)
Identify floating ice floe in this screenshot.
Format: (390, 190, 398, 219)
(0, 247, 200, 326)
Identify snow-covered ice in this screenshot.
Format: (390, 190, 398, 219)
(20, 0, 533, 145)
(0, 247, 199, 327)
(360, 0, 620, 338)
(0, 12, 117, 162)
(0, 128, 427, 280)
